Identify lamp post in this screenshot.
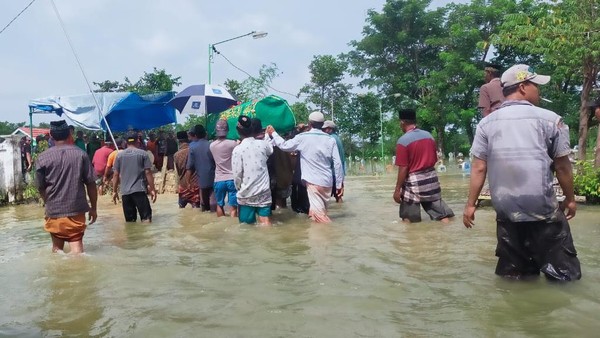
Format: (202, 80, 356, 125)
(208, 31, 268, 84)
(358, 92, 401, 161)
(379, 100, 384, 161)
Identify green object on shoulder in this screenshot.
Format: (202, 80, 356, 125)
(207, 95, 296, 140)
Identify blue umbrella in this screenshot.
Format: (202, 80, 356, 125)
(168, 84, 238, 116)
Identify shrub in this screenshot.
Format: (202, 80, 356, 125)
(573, 161, 600, 204)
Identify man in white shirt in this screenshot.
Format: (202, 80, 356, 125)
(266, 111, 344, 223)
(231, 116, 273, 226)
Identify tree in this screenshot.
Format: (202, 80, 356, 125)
(289, 102, 310, 124)
(416, 0, 523, 151)
(223, 63, 281, 103)
(346, 0, 453, 153)
(494, 0, 600, 164)
(0, 121, 24, 135)
(346, 0, 446, 99)
(299, 55, 349, 112)
(93, 67, 181, 94)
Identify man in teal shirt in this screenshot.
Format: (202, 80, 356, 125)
(322, 120, 345, 202)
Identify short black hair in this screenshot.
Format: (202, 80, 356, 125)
(194, 125, 206, 139)
(251, 118, 263, 136)
(502, 83, 520, 97)
(237, 125, 253, 138)
(309, 121, 324, 130)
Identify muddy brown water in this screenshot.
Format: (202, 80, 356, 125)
(1, 169, 599, 337)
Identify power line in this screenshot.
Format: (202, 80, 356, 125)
(0, 0, 37, 37)
(215, 50, 309, 99)
(49, 0, 118, 146)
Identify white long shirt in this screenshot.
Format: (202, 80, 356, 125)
(271, 129, 343, 189)
(231, 137, 273, 207)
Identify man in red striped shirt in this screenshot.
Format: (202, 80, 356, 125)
(393, 108, 454, 223)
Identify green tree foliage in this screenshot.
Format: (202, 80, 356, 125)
(177, 114, 204, 134)
(343, 0, 561, 156)
(493, 0, 600, 164)
(346, 0, 446, 98)
(299, 55, 350, 113)
(574, 161, 600, 203)
(0, 121, 25, 135)
(289, 102, 310, 124)
(223, 63, 280, 103)
(93, 67, 182, 94)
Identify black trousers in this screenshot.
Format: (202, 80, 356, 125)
(495, 213, 581, 281)
(200, 187, 213, 212)
(122, 191, 152, 222)
(291, 183, 309, 214)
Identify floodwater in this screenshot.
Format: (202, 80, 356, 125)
(1, 168, 599, 337)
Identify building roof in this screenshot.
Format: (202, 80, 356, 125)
(11, 127, 50, 139)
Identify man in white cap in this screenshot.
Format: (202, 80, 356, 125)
(463, 64, 581, 281)
(266, 111, 344, 223)
(322, 120, 345, 202)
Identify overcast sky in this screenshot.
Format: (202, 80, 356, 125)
(1, 0, 461, 124)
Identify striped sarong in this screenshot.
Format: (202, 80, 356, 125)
(306, 183, 332, 223)
(401, 167, 442, 204)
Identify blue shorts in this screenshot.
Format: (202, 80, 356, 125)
(214, 180, 237, 207)
(238, 205, 271, 224)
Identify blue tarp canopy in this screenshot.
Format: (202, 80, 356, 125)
(28, 91, 176, 132)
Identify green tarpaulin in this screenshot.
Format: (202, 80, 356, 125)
(207, 95, 296, 139)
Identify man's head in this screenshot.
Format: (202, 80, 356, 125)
(215, 119, 229, 139)
(104, 135, 114, 148)
(308, 111, 325, 130)
(194, 124, 207, 139)
(126, 131, 138, 146)
(322, 120, 336, 134)
(187, 127, 197, 140)
(176, 130, 189, 144)
(76, 130, 84, 139)
(149, 132, 156, 141)
(501, 64, 550, 105)
(398, 108, 417, 132)
(588, 97, 600, 120)
(50, 120, 72, 142)
(484, 63, 502, 83)
(251, 118, 265, 139)
(236, 115, 253, 139)
(117, 138, 126, 150)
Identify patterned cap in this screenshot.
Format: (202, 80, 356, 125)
(501, 64, 550, 87)
(215, 119, 229, 137)
(49, 120, 70, 140)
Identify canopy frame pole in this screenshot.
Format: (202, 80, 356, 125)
(28, 107, 34, 148)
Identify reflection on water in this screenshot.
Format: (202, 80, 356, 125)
(1, 169, 599, 336)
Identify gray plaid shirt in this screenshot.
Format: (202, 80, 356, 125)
(35, 145, 95, 218)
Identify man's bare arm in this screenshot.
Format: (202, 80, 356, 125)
(554, 155, 576, 220)
(463, 156, 487, 228)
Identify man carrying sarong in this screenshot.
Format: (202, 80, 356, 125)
(266, 111, 344, 223)
(393, 108, 454, 223)
(35, 120, 98, 253)
(174, 130, 200, 208)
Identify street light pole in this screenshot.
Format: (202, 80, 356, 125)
(379, 93, 401, 162)
(208, 31, 268, 84)
(379, 100, 384, 161)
